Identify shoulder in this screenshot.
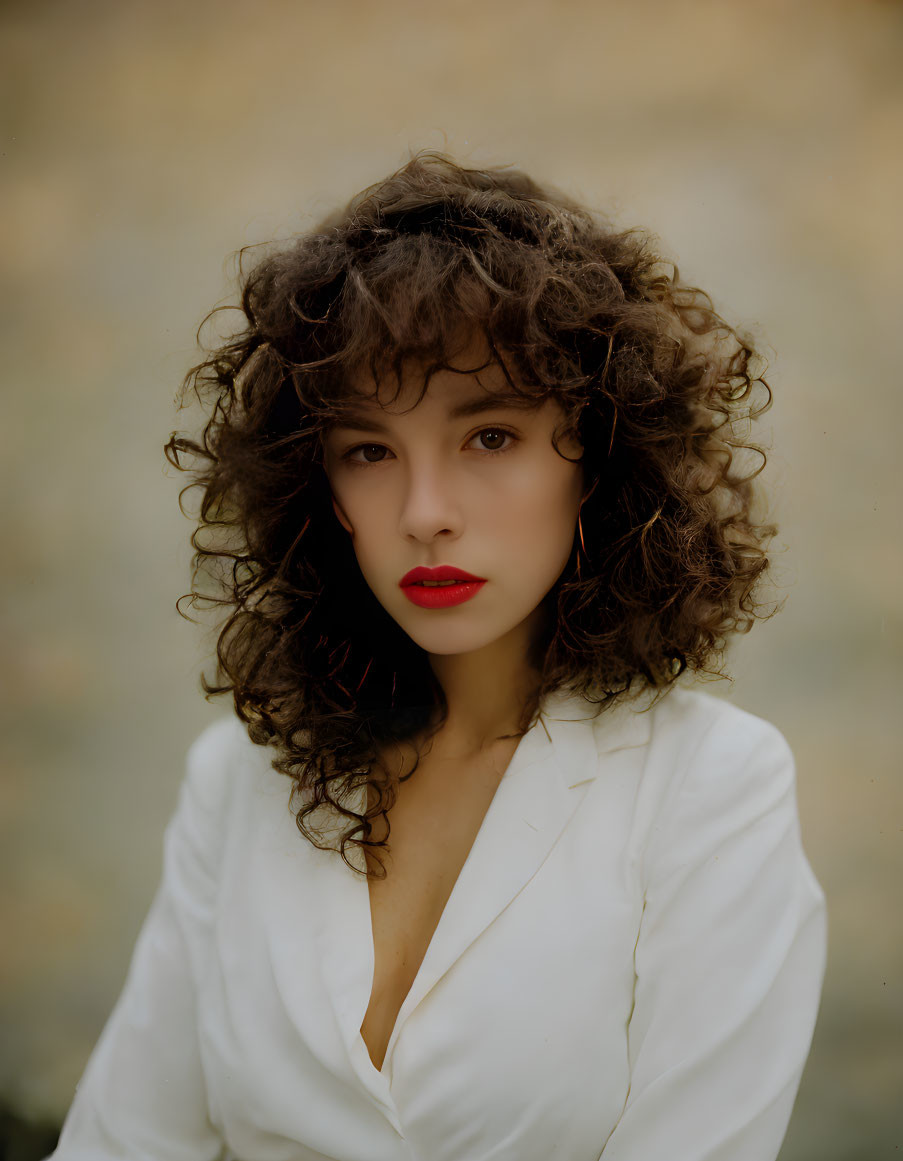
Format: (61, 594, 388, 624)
(585, 683, 788, 757)
(636, 688, 802, 878)
(181, 715, 276, 826)
(645, 686, 794, 794)
(649, 685, 790, 755)
(617, 688, 799, 875)
(165, 715, 285, 885)
(186, 714, 255, 779)
(586, 685, 793, 789)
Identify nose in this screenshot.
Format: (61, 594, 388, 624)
(397, 455, 464, 544)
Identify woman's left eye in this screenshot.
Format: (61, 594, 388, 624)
(470, 427, 518, 453)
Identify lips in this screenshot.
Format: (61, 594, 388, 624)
(399, 565, 488, 609)
(400, 565, 487, 587)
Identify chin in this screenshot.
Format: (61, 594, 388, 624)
(399, 611, 533, 658)
(402, 628, 492, 657)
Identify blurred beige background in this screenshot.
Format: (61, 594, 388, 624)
(1, 0, 900, 1155)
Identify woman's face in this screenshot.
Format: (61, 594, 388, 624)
(322, 343, 585, 661)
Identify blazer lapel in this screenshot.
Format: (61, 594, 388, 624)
(382, 687, 652, 1069)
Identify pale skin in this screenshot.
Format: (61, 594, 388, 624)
(322, 335, 585, 1070)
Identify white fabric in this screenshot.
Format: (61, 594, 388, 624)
(50, 686, 826, 1161)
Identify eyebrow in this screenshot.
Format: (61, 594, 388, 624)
(331, 391, 541, 434)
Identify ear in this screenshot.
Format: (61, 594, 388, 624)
(332, 495, 354, 535)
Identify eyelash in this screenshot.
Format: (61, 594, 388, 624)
(340, 427, 521, 468)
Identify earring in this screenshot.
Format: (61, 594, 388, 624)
(574, 476, 599, 581)
(577, 507, 588, 557)
(574, 506, 587, 581)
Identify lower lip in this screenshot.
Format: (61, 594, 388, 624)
(401, 581, 487, 609)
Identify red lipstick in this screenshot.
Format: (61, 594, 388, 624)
(399, 565, 487, 609)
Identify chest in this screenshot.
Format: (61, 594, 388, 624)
(204, 722, 651, 1158)
(206, 751, 643, 1159)
(360, 739, 519, 1071)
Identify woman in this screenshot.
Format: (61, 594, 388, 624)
(50, 153, 826, 1160)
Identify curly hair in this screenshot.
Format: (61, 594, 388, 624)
(165, 151, 775, 874)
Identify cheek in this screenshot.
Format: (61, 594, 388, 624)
(329, 473, 383, 541)
(331, 495, 353, 535)
(532, 459, 582, 518)
(497, 465, 582, 555)
(340, 494, 390, 572)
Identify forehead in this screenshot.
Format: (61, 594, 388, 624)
(332, 350, 544, 429)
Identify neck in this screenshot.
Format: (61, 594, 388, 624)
(426, 607, 546, 756)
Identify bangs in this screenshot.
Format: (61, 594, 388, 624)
(310, 233, 559, 419)
(242, 159, 604, 430)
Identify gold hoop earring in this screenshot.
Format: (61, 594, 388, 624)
(574, 506, 587, 581)
(577, 508, 587, 557)
(575, 476, 598, 581)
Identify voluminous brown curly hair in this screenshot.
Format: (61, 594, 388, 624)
(165, 151, 775, 874)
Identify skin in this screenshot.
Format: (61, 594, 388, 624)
(322, 335, 586, 758)
(321, 334, 587, 1068)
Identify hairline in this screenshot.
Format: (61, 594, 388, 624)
(327, 387, 547, 436)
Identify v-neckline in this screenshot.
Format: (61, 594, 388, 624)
(332, 686, 608, 1084)
(358, 728, 532, 1076)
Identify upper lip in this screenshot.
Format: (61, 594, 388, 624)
(400, 565, 487, 586)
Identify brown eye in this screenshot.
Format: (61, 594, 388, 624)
(345, 444, 388, 464)
(475, 428, 514, 452)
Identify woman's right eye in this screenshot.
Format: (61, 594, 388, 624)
(343, 443, 389, 466)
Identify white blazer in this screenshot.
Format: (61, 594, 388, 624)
(50, 686, 826, 1161)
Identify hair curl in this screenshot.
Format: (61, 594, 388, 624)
(165, 151, 775, 874)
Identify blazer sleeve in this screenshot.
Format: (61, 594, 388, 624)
(48, 723, 236, 1161)
(600, 711, 827, 1161)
